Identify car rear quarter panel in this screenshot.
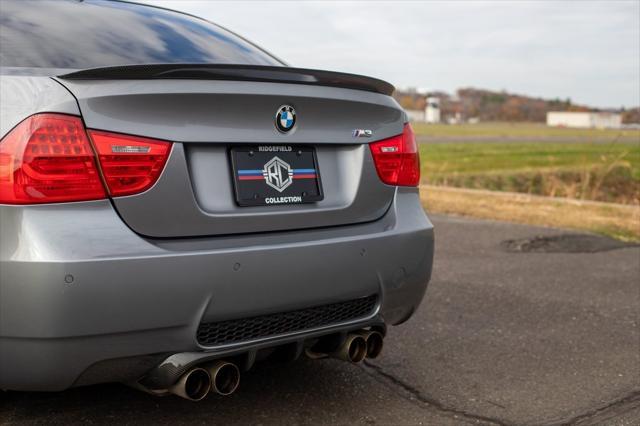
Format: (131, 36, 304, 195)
(0, 74, 78, 137)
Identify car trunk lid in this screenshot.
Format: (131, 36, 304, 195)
(56, 66, 404, 238)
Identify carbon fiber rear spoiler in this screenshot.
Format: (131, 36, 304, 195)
(58, 64, 395, 96)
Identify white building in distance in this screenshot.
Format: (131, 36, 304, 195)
(547, 111, 622, 129)
(425, 97, 441, 123)
(405, 97, 442, 123)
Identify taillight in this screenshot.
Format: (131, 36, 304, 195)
(369, 123, 420, 186)
(0, 113, 173, 205)
(88, 130, 172, 197)
(0, 114, 106, 204)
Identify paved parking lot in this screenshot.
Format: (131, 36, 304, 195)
(1, 214, 639, 425)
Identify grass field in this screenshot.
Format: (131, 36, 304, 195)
(421, 141, 640, 176)
(419, 141, 640, 204)
(413, 122, 640, 240)
(415, 122, 640, 204)
(413, 122, 640, 141)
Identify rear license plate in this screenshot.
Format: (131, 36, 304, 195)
(230, 146, 323, 206)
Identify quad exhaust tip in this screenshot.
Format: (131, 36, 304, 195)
(207, 361, 241, 396)
(360, 330, 384, 359)
(305, 329, 385, 363)
(328, 330, 384, 363)
(332, 334, 368, 363)
(143, 329, 381, 401)
(167, 360, 240, 401)
(169, 367, 211, 401)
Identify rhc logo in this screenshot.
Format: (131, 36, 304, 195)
(262, 156, 293, 192)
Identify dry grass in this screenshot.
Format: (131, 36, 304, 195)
(420, 185, 640, 242)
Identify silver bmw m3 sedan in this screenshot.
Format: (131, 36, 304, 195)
(0, 0, 434, 400)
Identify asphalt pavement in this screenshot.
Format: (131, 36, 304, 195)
(1, 214, 639, 425)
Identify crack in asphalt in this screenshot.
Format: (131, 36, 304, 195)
(543, 390, 640, 426)
(360, 361, 512, 425)
(361, 361, 640, 426)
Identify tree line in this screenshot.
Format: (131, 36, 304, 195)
(395, 88, 639, 123)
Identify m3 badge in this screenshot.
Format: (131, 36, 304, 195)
(353, 129, 373, 138)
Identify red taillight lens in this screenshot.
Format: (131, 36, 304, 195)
(88, 130, 172, 197)
(369, 123, 420, 186)
(0, 114, 106, 204)
(0, 114, 173, 204)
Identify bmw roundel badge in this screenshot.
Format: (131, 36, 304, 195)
(275, 105, 296, 133)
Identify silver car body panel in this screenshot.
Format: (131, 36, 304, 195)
(0, 189, 433, 391)
(54, 79, 401, 237)
(0, 75, 78, 136)
(0, 0, 434, 393)
(112, 143, 394, 237)
(55, 79, 404, 144)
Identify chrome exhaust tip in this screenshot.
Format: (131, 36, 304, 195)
(360, 330, 384, 359)
(332, 334, 367, 363)
(169, 367, 211, 401)
(206, 361, 241, 396)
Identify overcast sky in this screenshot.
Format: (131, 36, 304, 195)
(141, 1, 639, 108)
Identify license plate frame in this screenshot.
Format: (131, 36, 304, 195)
(230, 145, 324, 207)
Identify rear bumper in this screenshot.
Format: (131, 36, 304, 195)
(0, 188, 434, 391)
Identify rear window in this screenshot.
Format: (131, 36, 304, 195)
(0, 0, 283, 69)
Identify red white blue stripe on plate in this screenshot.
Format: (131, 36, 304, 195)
(237, 169, 317, 181)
